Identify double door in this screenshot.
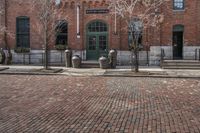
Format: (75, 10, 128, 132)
(87, 34, 108, 60)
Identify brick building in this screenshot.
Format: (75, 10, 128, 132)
(0, 0, 200, 65)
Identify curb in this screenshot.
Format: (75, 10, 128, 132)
(0, 67, 9, 71)
(1, 71, 200, 79)
(102, 74, 200, 79)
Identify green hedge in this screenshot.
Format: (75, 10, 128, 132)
(14, 47, 30, 53)
(55, 45, 67, 50)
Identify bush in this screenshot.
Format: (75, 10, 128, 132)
(55, 44, 67, 50)
(14, 47, 30, 53)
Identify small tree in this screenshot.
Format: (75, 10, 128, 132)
(30, 0, 69, 69)
(0, 0, 6, 47)
(109, 0, 167, 72)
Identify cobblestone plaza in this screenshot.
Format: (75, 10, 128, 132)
(0, 75, 200, 132)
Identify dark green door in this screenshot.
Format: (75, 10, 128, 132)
(86, 21, 108, 60)
(173, 25, 184, 60)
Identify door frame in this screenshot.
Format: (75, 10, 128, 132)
(172, 25, 184, 60)
(86, 20, 109, 60)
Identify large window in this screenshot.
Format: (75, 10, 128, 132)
(128, 19, 143, 49)
(55, 20, 68, 45)
(173, 0, 184, 10)
(16, 16, 30, 48)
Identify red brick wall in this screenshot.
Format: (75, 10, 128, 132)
(2, 0, 200, 51)
(160, 0, 200, 46)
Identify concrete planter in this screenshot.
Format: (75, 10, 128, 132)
(99, 56, 109, 69)
(72, 55, 81, 68)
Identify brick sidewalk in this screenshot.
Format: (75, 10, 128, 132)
(0, 75, 200, 132)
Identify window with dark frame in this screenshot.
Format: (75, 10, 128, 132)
(88, 21, 107, 32)
(173, 0, 184, 10)
(55, 20, 68, 45)
(16, 17, 30, 48)
(128, 19, 143, 50)
(128, 32, 143, 49)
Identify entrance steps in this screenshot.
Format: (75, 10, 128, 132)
(81, 61, 99, 68)
(161, 60, 200, 69)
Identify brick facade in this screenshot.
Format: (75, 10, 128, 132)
(0, 0, 200, 65)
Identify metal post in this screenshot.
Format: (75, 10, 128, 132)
(146, 50, 149, 66)
(29, 53, 31, 64)
(199, 49, 200, 61)
(61, 51, 63, 64)
(195, 49, 197, 60)
(23, 53, 25, 65)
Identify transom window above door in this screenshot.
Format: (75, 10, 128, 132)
(88, 21, 107, 32)
(173, 0, 184, 10)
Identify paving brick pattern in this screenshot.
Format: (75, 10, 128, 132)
(0, 75, 200, 133)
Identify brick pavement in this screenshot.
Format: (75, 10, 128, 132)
(0, 75, 200, 133)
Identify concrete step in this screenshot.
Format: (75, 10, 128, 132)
(162, 63, 200, 66)
(162, 66, 200, 69)
(164, 60, 200, 63)
(81, 61, 99, 68)
(162, 60, 200, 69)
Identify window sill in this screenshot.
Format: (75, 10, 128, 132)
(173, 9, 185, 12)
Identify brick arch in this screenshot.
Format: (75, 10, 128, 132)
(173, 24, 184, 32)
(70, 1, 75, 8)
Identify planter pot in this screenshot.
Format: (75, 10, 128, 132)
(99, 56, 109, 69)
(72, 55, 81, 68)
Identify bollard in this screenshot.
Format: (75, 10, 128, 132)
(108, 49, 117, 69)
(0, 48, 5, 64)
(72, 55, 81, 68)
(99, 56, 109, 69)
(3, 48, 12, 65)
(65, 49, 72, 67)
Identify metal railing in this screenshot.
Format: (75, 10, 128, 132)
(13, 51, 65, 66)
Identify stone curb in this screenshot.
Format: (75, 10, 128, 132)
(0, 71, 200, 79)
(0, 67, 9, 71)
(102, 74, 200, 79)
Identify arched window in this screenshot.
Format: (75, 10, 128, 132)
(16, 16, 30, 48)
(55, 20, 68, 45)
(88, 21, 107, 32)
(128, 19, 143, 49)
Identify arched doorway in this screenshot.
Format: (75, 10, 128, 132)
(86, 21, 108, 60)
(173, 25, 184, 59)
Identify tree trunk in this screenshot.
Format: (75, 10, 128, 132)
(131, 49, 134, 72)
(134, 48, 139, 72)
(44, 21, 48, 70)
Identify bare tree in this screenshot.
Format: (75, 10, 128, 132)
(109, 0, 168, 72)
(0, 0, 6, 47)
(29, 0, 69, 69)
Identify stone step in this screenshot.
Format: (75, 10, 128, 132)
(81, 61, 99, 68)
(162, 66, 200, 69)
(162, 60, 200, 69)
(162, 63, 200, 66)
